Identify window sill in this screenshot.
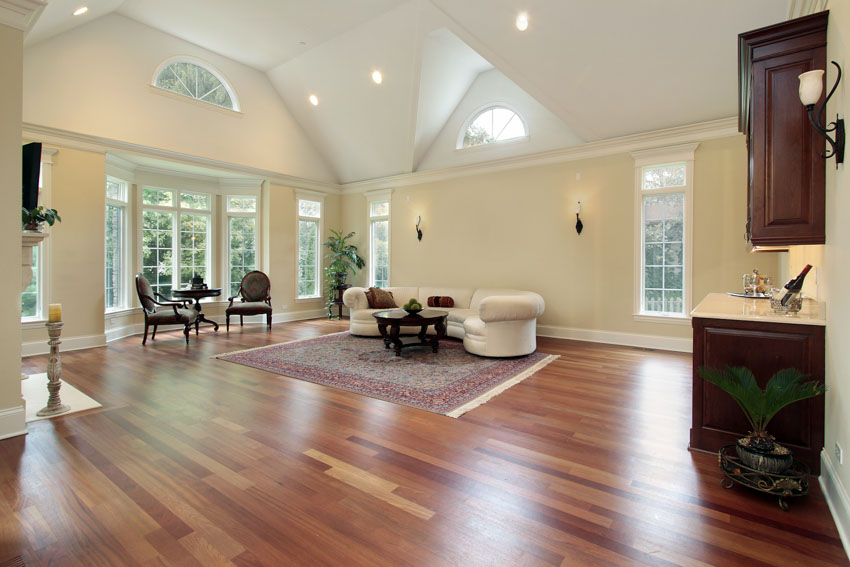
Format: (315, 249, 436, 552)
(296, 296, 322, 303)
(105, 308, 136, 319)
(633, 313, 691, 325)
(21, 319, 47, 330)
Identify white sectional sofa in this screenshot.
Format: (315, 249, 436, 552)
(342, 286, 545, 357)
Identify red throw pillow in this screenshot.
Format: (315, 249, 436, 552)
(366, 287, 397, 309)
(427, 296, 454, 308)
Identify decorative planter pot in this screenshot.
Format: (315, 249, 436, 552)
(23, 221, 43, 232)
(736, 437, 793, 474)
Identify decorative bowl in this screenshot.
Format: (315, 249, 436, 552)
(403, 307, 423, 315)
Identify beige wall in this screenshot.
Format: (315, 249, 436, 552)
(22, 147, 107, 345)
(0, 23, 24, 428)
(23, 13, 335, 184)
(344, 135, 777, 340)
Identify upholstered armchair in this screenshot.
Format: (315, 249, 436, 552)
(226, 270, 272, 331)
(135, 274, 199, 345)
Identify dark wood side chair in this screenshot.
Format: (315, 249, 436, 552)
(135, 274, 199, 345)
(226, 271, 273, 331)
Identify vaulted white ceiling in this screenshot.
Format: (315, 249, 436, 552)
(25, 0, 792, 183)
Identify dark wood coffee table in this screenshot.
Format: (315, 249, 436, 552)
(372, 309, 447, 356)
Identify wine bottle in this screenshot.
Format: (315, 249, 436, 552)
(780, 264, 812, 306)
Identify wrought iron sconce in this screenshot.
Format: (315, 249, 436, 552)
(798, 61, 845, 167)
(575, 202, 583, 235)
(415, 216, 423, 241)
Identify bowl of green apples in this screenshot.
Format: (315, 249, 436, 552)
(402, 298, 423, 315)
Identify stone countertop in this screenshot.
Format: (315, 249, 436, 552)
(690, 292, 825, 326)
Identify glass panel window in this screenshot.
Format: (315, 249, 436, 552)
(642, 192, 684, 314)
(154, 59, 237, 110)
(229, 216, 257, 297)
(142, 187, 173, 207)
(179, 213, 210, 287)
(370, 219, 389, 288)
(297, 219, 319, 297)
(106, 179, 127, 202)
(227, 196, 257, 213)
(21, 246, 39, 319)
(299, 200, 321, 218)
(461, 106, 527, 148)
(142, 210, 175, 298)
(368, 198, 390, 288)
(180, 192, 211, 210)
(105, 204, 124, 309)
(642, 163, 686, 190)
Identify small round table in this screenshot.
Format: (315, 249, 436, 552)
(172, 288, 221, 331)
(372, 309, 447, 356)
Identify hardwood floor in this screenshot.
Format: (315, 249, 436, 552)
(3, 319, 847, 566)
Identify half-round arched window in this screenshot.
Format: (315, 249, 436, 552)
(153, 57, 240, 111)
(459, 105, 527, 149)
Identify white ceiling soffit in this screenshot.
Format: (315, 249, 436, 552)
(428, 0, 789, 142)
(413, 27, 493, 170)
(116, 0, 406, 71)
(268, 1, 422, 184)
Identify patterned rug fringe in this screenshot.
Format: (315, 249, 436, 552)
(211, 331, 351, 359)
(445, 354, 559, 418)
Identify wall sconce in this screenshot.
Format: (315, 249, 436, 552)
(575, 201, 583, 235)
(415, 216, 423, 241)
(798, 61, 844, 167)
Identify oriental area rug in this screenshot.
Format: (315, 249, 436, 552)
(215, 332, 558, 417)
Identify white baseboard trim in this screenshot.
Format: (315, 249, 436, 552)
(536, 324, 692, 353)
(820, 451, 850, 561)
(22, 333, 107, 357)
(103, 309, 328, 343)
(0, 405, 27, 440)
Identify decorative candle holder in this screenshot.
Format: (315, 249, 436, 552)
(36, 321, 70, 417)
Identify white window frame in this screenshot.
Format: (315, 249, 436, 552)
(105, 175, 131, 312)
(22, 147, 56, 327)
(366, 189, 392, 288)
(151, 55, 241, 112)
(632, 143, 697, 324)
(456, 103, 529, 150)
(138, 186, 216, 298)
(224, 193, 260, 299)
(295, 190, 324, 300)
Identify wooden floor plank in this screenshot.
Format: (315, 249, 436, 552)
(0, 320, 844, 566)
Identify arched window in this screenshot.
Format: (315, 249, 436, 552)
(459, 105, 527, 148)
(153, 58, 239, 111)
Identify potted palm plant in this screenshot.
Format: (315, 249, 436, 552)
(322, 229, 365, 318)
(698, 366, 826, 473)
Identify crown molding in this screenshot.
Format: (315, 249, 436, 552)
(342, 117, 739, 193)
(22, 122, 342, 195)
(0, 0, 45, 31)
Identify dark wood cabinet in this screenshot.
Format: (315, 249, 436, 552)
(690, 316, 825, 473)
(739, 12, 827, 246)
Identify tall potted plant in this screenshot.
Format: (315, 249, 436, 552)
(698, 366, 826, 473)
(322, 229, 365, 317)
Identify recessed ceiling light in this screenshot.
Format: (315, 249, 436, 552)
(72, 6, 88, 16)
(309, 94, 319, 106)
(516, 12, 529, 31)
(372, 70, 383, 84)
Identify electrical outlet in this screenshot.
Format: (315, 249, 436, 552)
(280, 304, 288, 310)
(836, 442, 844, 465)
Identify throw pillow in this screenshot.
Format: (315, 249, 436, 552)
(366, 287, 397, 309)
(427, 296, 454, 308)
